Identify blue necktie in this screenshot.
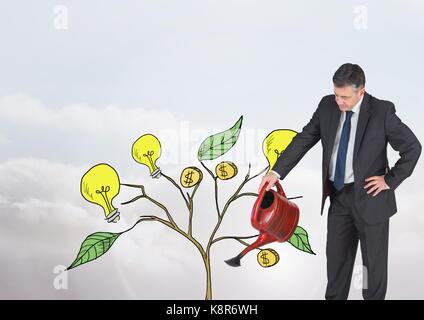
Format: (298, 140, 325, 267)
(334, 111, 354, 191)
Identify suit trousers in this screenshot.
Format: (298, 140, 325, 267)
(325, 182, 389, 300)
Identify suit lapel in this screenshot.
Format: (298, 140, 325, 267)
(353, 92, 371, 162)
(325, 104, 341, 167)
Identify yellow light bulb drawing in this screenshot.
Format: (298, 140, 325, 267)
(262, 129, 298, 172)
(80, 163, 121, 223)
(132, 133, 162, 178)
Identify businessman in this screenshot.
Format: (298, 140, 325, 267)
(260, 63, 421, 300)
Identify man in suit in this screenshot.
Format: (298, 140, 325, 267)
(259, 63, 421, 300)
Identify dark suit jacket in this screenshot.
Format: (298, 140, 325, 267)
(272, 92, 422, 225)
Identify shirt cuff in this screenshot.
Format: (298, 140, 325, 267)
(270, 170, 281, 179)
(384, 175, 390, 189)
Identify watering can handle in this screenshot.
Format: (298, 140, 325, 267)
(257, 181, 269, 204)
(258, 181, 287, 199)
(275, 181, 287, 198)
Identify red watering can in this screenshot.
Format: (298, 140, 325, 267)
(225, 181, 300, 267)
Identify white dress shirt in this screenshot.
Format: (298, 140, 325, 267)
(328, 96, 363, 183)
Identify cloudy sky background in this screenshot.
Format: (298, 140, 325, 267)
(0, 0, 423, 299)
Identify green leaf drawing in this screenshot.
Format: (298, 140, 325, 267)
(67, 232, 121, 270)
(288, 226, 315, 255)
(197, 116, 243, 161)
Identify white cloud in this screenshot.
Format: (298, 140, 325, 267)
(0, 91, 422, 299)
(0, 93, 179, 135)
(0, 153, 423, 299)
(0, 94, 273, 169)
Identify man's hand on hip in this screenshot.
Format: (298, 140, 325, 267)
(364, 175, 390, 197)
(259, 172, 279, 192)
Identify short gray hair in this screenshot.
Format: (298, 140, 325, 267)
(333, 63, 366, 89)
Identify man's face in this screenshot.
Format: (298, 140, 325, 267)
(333, 85, 365, 112)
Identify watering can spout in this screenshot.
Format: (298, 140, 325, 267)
(224, 254, 242, 267)
(224, 232, 277, 267)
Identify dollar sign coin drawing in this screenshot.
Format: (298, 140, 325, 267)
(215, 161, 238, 180)
(257, 249, 280, 268)
(180, 166, 203, 188)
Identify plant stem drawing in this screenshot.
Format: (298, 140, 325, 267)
(67, 116, 315, 300)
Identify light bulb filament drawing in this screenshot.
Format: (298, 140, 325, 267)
(95, 185, 112, 213)
(143, 150, 156, 171)
(274, 149, 282, 157)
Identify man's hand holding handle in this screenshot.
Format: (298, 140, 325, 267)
(259, 170, 280, 192)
